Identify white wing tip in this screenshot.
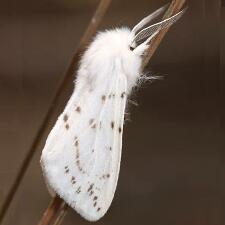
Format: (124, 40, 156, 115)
(40, 154, 108, 222)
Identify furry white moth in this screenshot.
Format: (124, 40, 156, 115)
(41, 5, 185, 222)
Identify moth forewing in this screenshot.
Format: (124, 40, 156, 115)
(41, 69, 127, 221)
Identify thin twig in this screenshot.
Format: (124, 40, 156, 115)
(37, 196, 63, 225)
(36, 1, 186, 225)
(52, 202, 68, 225)
(142, 0, 186, 68)
(0, 0, 111, 224)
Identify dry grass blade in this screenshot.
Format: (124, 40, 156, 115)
(37, 196, 63, 225)
(37, 197, 68, 225)
(0, 0, 111, 224)
(52, 202, 68, 225)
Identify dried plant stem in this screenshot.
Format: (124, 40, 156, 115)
(52, 202, 68, 225)
(0, 0, 111, 224)
(37, 196, 63, 225)
(142, 0, 186, 68)
(37, 196, 68, 225)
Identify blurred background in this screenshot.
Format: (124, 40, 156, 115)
(0, 0, 224, 224)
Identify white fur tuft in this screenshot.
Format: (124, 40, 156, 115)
(77, 28, 143, 94)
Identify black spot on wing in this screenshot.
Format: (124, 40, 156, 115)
(76, 159, 85, 173)
(64, 166, 69, 173)
(76, 186, 81, 194)
(101, 95, 106, 102)
(121, 92, 126, 98)
(89, 118, 94, 125)
(71, 176, 76, 184)
(111, 121, 114, 129)
(118, 126, 122, 133)
(65, 124, 69, 130)
(63, 114, 68, 122)
(87, 183, 94, 192)
(100, 173, 110, 180)
(74, 139, 86, 174)
(75, 106, 81, 113)
(89, 118, 96, 129)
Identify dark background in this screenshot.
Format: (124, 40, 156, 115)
(0, 0, 224, 224)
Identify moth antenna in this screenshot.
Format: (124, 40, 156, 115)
(131, 7, 187, 47)
(133, 31, 159, 56)
(131, 3, 169, 35)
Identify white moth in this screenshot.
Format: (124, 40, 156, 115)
(41, 5, 185, 222)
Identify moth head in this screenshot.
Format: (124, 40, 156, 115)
(129, 4, 187, 55)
